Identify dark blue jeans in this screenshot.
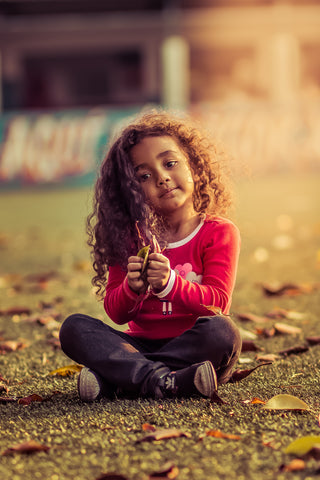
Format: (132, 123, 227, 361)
(59, 314, 241, 397)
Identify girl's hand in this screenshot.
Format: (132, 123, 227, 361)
(146, 253, 171, 292)
(127, 256, 146, 293)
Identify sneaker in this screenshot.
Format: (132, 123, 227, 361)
(156, 361, 218, 399)
(77, 367, 103, 402)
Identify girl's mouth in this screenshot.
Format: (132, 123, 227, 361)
(160, 187, 177, 198)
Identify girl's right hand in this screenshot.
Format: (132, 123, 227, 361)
(127, 256, 146, 293)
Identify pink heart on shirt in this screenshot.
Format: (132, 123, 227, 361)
(174, 263, 193, 279)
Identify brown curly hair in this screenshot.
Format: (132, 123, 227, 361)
(87, 109, 232, 298)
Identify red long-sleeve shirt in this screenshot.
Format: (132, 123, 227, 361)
(104, 215, 240, 339)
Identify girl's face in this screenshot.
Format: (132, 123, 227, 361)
(130, 135, 195, 217)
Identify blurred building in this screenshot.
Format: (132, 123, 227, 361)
(0, 0, 319, 111)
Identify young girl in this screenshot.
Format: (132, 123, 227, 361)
(59, 110, 242, 401)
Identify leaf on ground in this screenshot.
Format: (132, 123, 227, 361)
(2, 440, 50, 456)
(255, 353, 280, 363)
(18, 394, 44, 405)
(279, 459, 306, 472)
(148, 461, 179, 479)
(0, 340, 28, 354)
(0, 396, 16, 403)
(255, 327, 276, 338)
(237, 312, 270, 324)
(306, 336, 320, 346)
(242, 397, 266, 405)
(210, 390, 228, 405)
(241, 340, 261, 352)
(205, 429, 241, 440)
(48, 364, 83, 376)
(229, 362, 272, 383)
(136, 428, 191, 443)
(142, 423, 157, 432)
(274, 323, 302, 335)
(265, 308, 306, 320)
(261, 282, 317, 297)
(279, 345, 309, 356)
(262, 394, 310, 411)
(0, 306, 32, 316)
(238, 327, 257, 340)
(285, 435, 320, 456)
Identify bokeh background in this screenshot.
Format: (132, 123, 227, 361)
(0, 0, 319, 185)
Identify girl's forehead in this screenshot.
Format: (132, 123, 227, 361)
(130, 135, 183, 162)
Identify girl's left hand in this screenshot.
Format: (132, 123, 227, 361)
(146, 253, 171, 292)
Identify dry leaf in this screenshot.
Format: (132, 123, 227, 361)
(137, 245, 151, 274)
(201, 305, 224, 316)
(136, 428, 191, 443)
(241, 340, 261, 352)
(274, 323, 302, 335)
(0, 340, 27, 354)
(18, 394, 44, 406)
(49, 364, 83, 376)
(210, 390, 228, 405)
(279, 459, 306, 472)
(306, 336, 320, 346)
(262, 394, 310, 411)
(0, 306, 32, 316)
(285, 435, 320, 456)
(261, 282, 317, 297)
(229, 362, 272, 383)
(205, 429, 241, 440)
(255, 353, 280, 363)
(148, 461, 179, 479)
(279, 345, 309, 356)
(250, 397, 266, 405)
(237, 312, 270, 324)
(142, 423, 157, 432)
(2, 440, 50, 456)
(255, 327, 276, 338)
(0, 396, 16, 403)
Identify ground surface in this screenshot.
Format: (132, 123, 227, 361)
(0, 174, 319, 480)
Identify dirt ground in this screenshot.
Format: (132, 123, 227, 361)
(0, 173, 319, 480)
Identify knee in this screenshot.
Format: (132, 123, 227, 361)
(196, 315, 242, 356)
(59, 313, 85, 351)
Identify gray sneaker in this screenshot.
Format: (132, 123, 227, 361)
(77, 367, 103, 402)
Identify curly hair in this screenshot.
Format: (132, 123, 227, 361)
(87, 109, 232, 298)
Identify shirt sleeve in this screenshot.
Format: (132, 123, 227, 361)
(104, 265, 142, 325)
(154, 221, 240, 315)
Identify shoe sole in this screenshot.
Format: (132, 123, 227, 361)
(194, 361, 218, 397)
(77, 367, 101, 402)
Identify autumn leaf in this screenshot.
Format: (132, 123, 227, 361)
(205, 429, 241, 440)
(255, 353, 280, 363)
(306, 336, 320, 346)
(18, 394, 44, 406)
(0, 307, 32, 316)
(142, 423, 157, 432)
(241, 340, 261, 352)
(274, 323, 302, 335)
(2, 440, 50, 456)
(210, 390, 228, 405)
(201, 305, 224, 316)
(137, 245, 151, 274)
(136, 428, 191, 443)
(229, 362, 272, 383)
(242, 397, 266, 405)
(0, 396, 17, 403)
(279, 459, 306, 472)
(262, 394, 310, 411)
(261, 282, 317, 297)
(285, 435, 320, 456)
(148, 461, 179, 479)
(279, 345, 309, 356)
(48, 364, 83, 377)
(0, 340, 27, 354)
(237, 312, 270, 324)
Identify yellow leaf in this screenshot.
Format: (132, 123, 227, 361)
(285, 436, 320, 456)
(262, 394, 310, 411)
(137, 245, 150, 273)
(201, 305, 223, 316)
(49, 364, 83, 377)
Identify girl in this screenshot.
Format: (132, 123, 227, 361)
(59, 110, 242, 401)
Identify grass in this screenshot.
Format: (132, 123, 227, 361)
(0, 174, 319, 480)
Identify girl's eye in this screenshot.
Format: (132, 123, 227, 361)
(166, 160, 177, 168)
(140, 173, 151, 182)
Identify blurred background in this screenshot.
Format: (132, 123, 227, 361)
(0, 0, 319, 184)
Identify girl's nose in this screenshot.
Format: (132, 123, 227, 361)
(157, 174, 170, 186)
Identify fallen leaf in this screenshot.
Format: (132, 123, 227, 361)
(0, 396, 16, 403)
(201, 305, 224, 316)
(241, 340, 261, 352)
(0, 340, 27, 354)
(285, 435, 320, 456)
(0, 307, 32, 316)
(255, 353, 280, 363)
(148, 461, 179, 479)
(237, 312, 270, 324)
(261, 282, 317, 297)
(229, 362, 272, 383)
(142, 423, 157, 432)
(274, 323, 302, 335)
(48, 364, 83, 376)
(255, 327, 276, 338)
(250, 397, 266, 405)
(205, 429, 241, 440)
(136, 428, 191, 443)
(238, 327, 257, 340)
(18, 394, 44, 406)
(2, 440, 50, 456)
(262, 394, 310, 411)
(279, 345, 309, 356)
(306, 336, 320, 346)
(210, 390, 228, 405)
(279, 459, 306, 472)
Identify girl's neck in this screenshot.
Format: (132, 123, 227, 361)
(164, 212, 202, 243)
